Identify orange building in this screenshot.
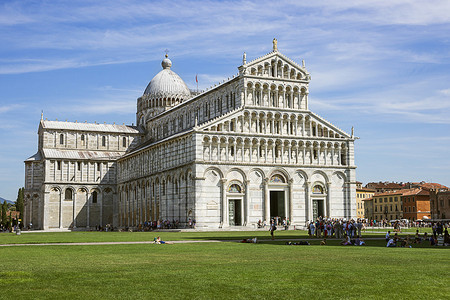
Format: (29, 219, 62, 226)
(401, 188, 430, 221)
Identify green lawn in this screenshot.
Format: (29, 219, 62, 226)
(0, 231, 448, 299)
(0, 229, 431, 245)
(1, 230, 309, 244)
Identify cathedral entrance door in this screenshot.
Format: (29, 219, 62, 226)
(228, 199, 241, 226)
(270, 191, 285, 219)
(312, 199, 324, 220)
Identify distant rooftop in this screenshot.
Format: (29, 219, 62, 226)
(40, 120, 143, 134)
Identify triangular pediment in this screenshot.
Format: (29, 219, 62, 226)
(240, 51, 310, 81)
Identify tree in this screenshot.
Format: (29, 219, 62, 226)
(16, 187, 24, 220)
(1, 201, 7, 227)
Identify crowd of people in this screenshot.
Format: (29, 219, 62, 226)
(258, 216, 290, 230)
(306, 218, 365, 239)
(120, 219, 196, 232)
(364, 219, 433, 229)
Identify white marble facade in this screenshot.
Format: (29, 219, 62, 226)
(25, 40, 357, 230)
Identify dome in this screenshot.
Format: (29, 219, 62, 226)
(143, 55, 191, 101)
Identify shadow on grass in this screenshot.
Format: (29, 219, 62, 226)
(255, 239, 450, 249)
(171, 233, 449, 249)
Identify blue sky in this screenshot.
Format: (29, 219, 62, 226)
(1, 0, 449, 201)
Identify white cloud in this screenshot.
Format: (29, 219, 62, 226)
(0, 104, 23, 113)
(1, 0, 449, 75)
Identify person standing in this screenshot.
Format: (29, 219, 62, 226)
(309, 221, 315, 238)
(356, 220, 362, 237)
(270, 219, 276, 240)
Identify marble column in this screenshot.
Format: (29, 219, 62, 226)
(221, 178, 228, 226)
(326, 181, 332, 218)
(264, 178, 270, 222)
(59, 190, 63, 229)
(306, 182, 312, 222)
(289, 179, 294, 222)
(245, 180, 250, 226)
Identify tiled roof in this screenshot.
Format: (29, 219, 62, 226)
(42, 149, 123, 161)
(41, 120, 143, 134)
(401, 188, 430, 197)
(356, 187, 376, 192)
(366, 182, 405, 189)
(419, 182, 448, 190)
(373, 190, 405, 197)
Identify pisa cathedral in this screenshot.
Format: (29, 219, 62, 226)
(24, 40, 357, 230)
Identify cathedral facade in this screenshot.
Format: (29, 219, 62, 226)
(24, 41, 357, 230)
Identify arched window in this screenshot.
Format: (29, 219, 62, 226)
(312, 185, 324, 194)
(65, 189, 73, 200)
(102, 136, 106, 147)
(81, 134, 85, 146)
(92, 191, 98, 203)
(60, 134, 64, 145)
(122, 137, 127, 147)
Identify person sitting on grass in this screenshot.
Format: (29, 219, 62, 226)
(387, 238, 396, 247)
(401, 235, 412, 248)
(355, 235, 365, 246)
(415, 230, 422, 244)
(430, 235, 438, 246)
(340, 234, 351, 246)
(154, 236, 166, 244)
(241, 237, 258, 243)
(423, 232, 429, 241)
(393, 233, 400, 244)
(385, 230, 391, 242)
(320, 238, 327, 245)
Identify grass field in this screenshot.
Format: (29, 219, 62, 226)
(1, 231, 448, 299)
(0, 227, 434, 244)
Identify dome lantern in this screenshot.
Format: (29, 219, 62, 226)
(161, 54, 172, 70)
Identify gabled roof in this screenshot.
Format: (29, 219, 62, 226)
(243, 50, 310, 77)
(40, 120, 143, 134)
(42, 149, 123, 161)
(25, 152, 42, 162)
